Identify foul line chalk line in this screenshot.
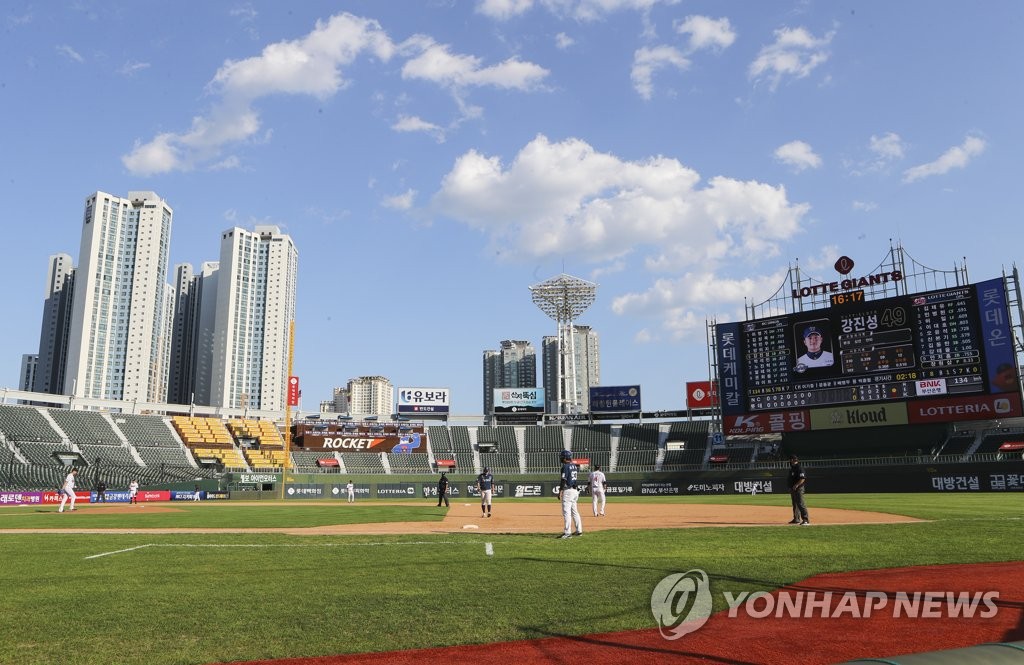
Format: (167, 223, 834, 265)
(86, 540, 481, 560)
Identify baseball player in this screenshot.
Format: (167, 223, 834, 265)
(588, 464, 607, 517)
(58, 468, 78, 513)
(476, 466, 494, 517)
(346, 479, 355, 503)
(557, 450, 582, 538)
(788, 455, 810, 525)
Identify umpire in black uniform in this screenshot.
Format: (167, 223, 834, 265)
(436, 472, 450, 507)
(788, 455, 809, 525)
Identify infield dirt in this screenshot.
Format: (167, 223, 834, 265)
(0, 500, 920, 535)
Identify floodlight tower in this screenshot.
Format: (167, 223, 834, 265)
(530, 274, 597, 415)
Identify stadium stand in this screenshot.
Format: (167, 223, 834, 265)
(47, 409, 122, 445)
(665, 420, 710, 448)
(0, 445, 15, 465)
(618, 424, 660, 450)
(172, 416, 247, 469)
(974, 429, 1024, 455)
(661, 447, 706, 468)
(570, 425, 612, 451)
(76, 443, 138, 468)
(343, 452, 386, 474)
(524, 425, 563, 452)
(449, 426, 473, 452)
(387, 452, 433, 473)
(135, 445, 194, 469)
(0, 404, 63, 443)
(292, 450, 341, 473)
(10, 440, 75, 466)
(110, 413, 181, 447)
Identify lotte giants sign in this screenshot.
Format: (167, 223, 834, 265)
(686, 381, 719, 409)
(287, 376, 300, 407)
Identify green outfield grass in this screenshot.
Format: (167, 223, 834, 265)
(0, 494, 1020, 665)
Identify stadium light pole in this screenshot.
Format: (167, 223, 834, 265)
(530, 274, 597, 415)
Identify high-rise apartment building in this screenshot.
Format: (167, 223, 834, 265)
(19, 354, 38, 392)
(482, 340, 537, 413)
(320, 386, 350, 414)
(542, 325, 600, 414)
(208, 226, 298, 412)
(63, 191, 174, 402)
(347, 376, 393, 416)
(167, 264, 196, 406)
(32, 253, 75, 395)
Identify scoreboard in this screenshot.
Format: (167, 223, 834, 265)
(715, 277, 1021, 430)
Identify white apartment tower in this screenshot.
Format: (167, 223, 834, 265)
(347, 376, 394, 417)
(209, 226, 298, 412)
(64, 191, 174, 402)
(542, 325, 600, 413)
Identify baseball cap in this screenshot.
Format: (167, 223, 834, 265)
(803, 325, 823, 338)
(483, 466, 490, 474)
(560, 449, 573, 461)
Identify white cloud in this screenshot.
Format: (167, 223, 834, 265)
(634, 328, 655, 343)
(631, 45, 689, 100)
(852, 200, 877, 212)
(902, 135, 986, 183)
(209, 155, 241, 171)
(611, 270, 788, 340)
(675, 15, 736, 52)
(546, 0, 678, 22)
(774, 140, 822, 172)
(123, 13, 395, 175)
(870, 132, 904, 161)
(383, 189, 417, 210)
(432, 134, 809, 272)
(476, 0, 534, 20)
(555, 32, 575, 49)
(401, 39, 548, 90)
(119, 61, 151, 76)
(56, 44, 84, 63)
(749, 26, 835, 91)
(392, 115, 446, 142)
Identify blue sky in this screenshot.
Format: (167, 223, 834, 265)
(1, 1, 1022, 415)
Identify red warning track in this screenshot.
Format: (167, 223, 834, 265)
(229, 561, 1023, 665)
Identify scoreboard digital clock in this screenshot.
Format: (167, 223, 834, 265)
(714, 278, 1019, 421)
(830, 289, 865, 306)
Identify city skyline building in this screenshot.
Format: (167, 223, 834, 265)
(542, 324, 600, 414)
(482, 339, 537, 414)
(347, 376, 393, 416)
(31, 253, 75, 395)
(208, 225, 299, 412)
(63, 191, 174, 403)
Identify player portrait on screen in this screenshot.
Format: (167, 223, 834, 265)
(795, 321, 834, 372)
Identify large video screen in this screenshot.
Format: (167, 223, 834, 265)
(715, 278, 1020, 429)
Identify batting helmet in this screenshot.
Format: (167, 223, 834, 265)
(560, 449, 573, 461)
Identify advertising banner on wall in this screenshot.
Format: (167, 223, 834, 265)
(686, 381, 719, 409)
(397, 387, 451, 415)
(907, 392, 1023, 424)
(589, 385, 642, 413)
(284, 484, 324, 499)
(299, 433, 425, 453)
(493, 388, 545, 413)
(808, 403, 909, 430)
(376, 483, 418, 498)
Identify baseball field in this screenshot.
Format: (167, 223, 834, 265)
(0, 493, 1020, 665)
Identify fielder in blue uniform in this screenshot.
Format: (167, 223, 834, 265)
(477, 466, 494, 517)
(557, 450, 583, 538)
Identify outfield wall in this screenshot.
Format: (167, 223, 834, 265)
(228, 460, 1023, 499)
